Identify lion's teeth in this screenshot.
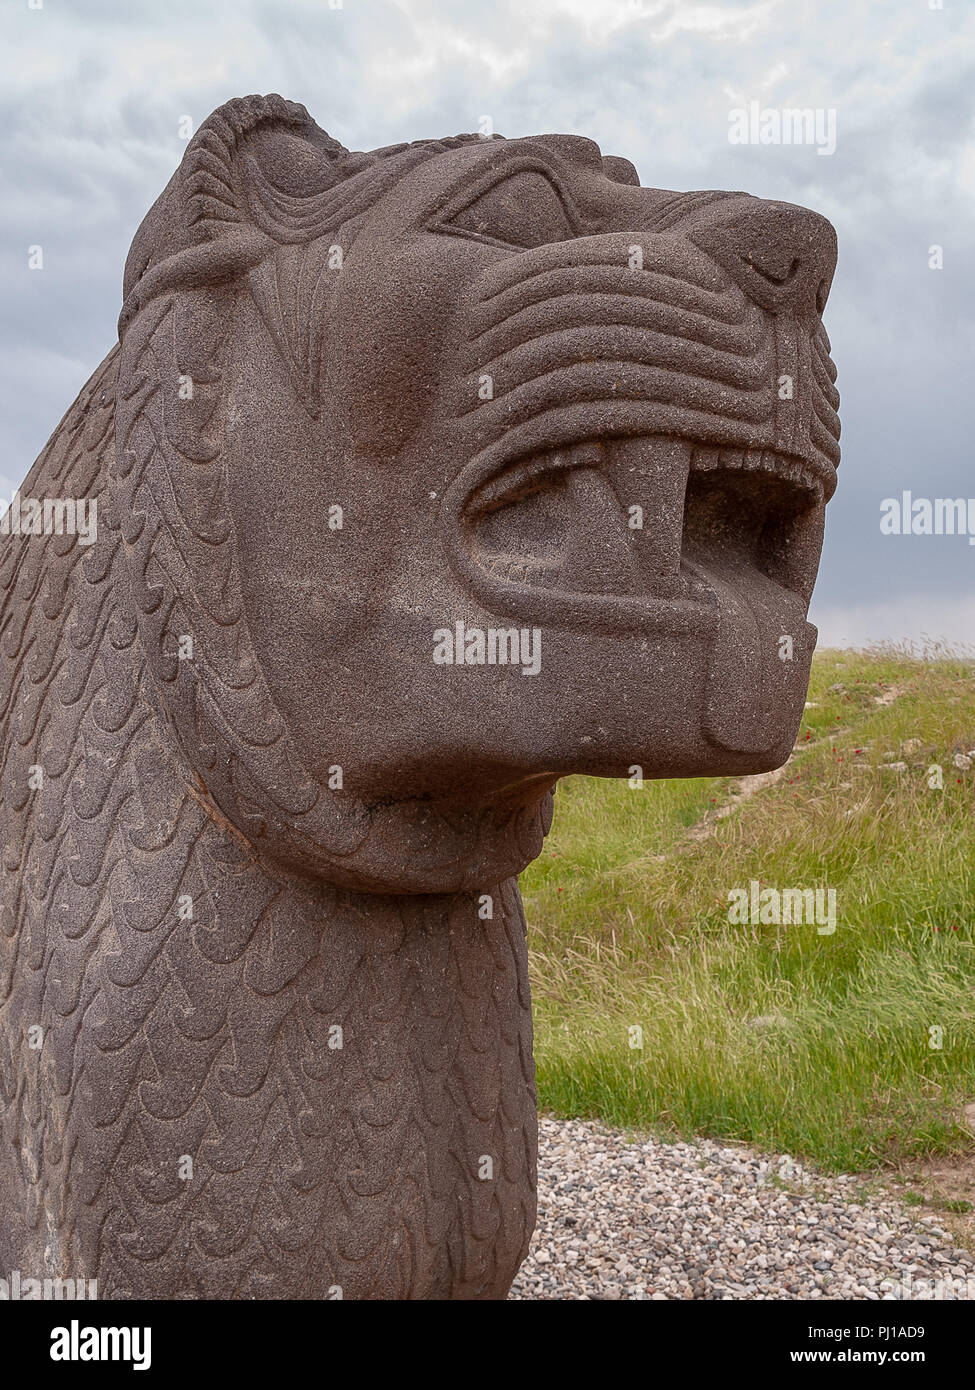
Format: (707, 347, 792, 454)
(472, 435, 823, 604)
(690, 445, 820, 496)
(470, 443, 606, 515)
(691, 446, 721, 472)
(487, 552, 560, 586)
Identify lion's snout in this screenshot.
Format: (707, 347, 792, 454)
(687, 197, 837, 318)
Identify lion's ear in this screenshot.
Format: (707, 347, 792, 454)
(119, 95, 349, 332)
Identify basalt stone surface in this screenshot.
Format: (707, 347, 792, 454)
(0, 95, 839, 1300)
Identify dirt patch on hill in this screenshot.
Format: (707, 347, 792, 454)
(684, 761, 792, 843)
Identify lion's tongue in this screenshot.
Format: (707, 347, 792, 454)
(689, 554, 812, 755)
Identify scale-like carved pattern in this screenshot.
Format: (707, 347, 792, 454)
(1, 347, 536, 1299)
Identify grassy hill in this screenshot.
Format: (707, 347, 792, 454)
(523, 647, 975, 1172)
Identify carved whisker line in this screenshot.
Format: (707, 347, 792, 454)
(472, 332, 773, 397)
(471, 289, 761, 359)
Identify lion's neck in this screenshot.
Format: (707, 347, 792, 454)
(16, 708, 536, 1299)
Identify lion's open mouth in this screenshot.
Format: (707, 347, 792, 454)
(456, 435, 827, 632)
(439, 432, 832, 754)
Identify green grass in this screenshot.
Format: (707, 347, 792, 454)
(522, 646, 975, 1172)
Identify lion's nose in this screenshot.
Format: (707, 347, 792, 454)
(689, 199, 837, 317)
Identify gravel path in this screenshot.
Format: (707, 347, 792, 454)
(508, 1118, 975, 1300)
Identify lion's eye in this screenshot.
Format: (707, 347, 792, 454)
(442, 172, 576, 249)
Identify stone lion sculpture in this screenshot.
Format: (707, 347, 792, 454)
(0, 95, 839, 1299)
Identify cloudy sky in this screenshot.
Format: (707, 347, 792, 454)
(1, 0, 973, 647)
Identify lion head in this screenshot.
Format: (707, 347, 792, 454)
(1, 94, 840, 1302)
(115, 94, 838, 895)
